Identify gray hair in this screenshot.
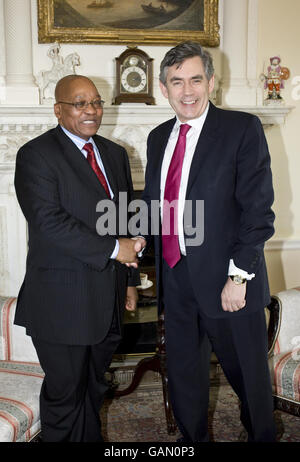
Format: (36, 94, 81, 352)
(159, 41, 214, 85)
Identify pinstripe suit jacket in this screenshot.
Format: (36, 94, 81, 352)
(14, 125, 138, 345)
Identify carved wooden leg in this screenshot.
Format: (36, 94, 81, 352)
(113, 355, 160, 397)
(156, 313, 177, 434)
(112, 312, 177, 434)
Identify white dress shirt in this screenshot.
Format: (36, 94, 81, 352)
(160, 103, 254, 280)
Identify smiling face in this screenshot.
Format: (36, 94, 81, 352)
(159, 56, 214, 123)
(54, 76, 103, 140)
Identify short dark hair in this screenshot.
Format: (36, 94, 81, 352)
(159, 41, 214, 85)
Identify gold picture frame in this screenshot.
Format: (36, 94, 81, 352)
(38, 0, 220, 47)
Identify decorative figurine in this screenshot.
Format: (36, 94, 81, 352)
(35, 42, 81, 104)
(261, 56, 290, 105)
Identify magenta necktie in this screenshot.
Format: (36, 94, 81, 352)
(84, 143, 110, 197)
(162, 124, 191, 268)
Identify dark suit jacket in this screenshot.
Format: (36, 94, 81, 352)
(14, 125, 139, 345)
(143, 103, 275, 318)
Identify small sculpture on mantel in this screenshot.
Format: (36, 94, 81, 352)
(260, 56, 290, 105)
(35, 42, 81, 104)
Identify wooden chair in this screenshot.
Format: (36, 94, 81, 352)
(267, 289, 300, 417)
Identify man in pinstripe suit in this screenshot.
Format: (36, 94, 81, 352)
(14, 75, 144, 441)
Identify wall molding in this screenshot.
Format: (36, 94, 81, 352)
(266, 239, 300, 251)
(0, 103, 294, 189)
(0, 104, 294, 129)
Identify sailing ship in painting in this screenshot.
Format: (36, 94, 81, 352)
(159, 0, 182, 4)
(141, 0, 183, 15)
(142, 3, 167, 15)
(87, 0, 113, 8)
(85, 0, 187, 16)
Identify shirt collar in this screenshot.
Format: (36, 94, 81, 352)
(60, 125, 95, 153)
(173, 101, 210, 135)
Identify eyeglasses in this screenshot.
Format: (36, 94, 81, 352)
(57, 99, 105, 110)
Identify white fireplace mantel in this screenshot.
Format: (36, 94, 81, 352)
(0, 104, 294, 187)
(0, 104, 294, 127)
(0, 103, 294, 188)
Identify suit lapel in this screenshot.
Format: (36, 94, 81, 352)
(186, 103, 221, 197)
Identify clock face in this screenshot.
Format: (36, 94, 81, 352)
(121, 66, 147, 93)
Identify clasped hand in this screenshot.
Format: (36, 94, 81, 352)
(116, 237, 146, 268)
(116, 237, 146, 313)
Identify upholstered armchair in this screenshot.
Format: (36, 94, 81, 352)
(0, 296, 44, 442)
(267, 288, 300, 416)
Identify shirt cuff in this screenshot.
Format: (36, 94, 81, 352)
(110, 240, 119, 259)
(228, 259, 255, 280)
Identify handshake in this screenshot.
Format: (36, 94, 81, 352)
(116, 237, 146, 268)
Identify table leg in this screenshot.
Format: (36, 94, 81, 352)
(113, 314, 177, 434)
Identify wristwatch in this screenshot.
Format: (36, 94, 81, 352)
(230, 275, 247, 285)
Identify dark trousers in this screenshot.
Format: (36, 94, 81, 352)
(162, 257, 276, 442)
(32, 309, 121, 442)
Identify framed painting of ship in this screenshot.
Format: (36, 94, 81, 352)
(38, 0, 220, 47)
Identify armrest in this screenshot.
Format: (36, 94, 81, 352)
(266, 295, 282, 357)
(0, 295, 39, 362)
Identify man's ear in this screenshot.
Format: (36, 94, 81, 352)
(54, 103, 61, 121)
(159, 80, 169, 100)
(208, 74, 215, 95)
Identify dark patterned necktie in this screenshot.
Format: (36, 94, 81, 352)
(84, 143, 110, 197)
(162, 124, 191, 268)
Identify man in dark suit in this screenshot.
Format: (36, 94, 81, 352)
(142, 42, 276, 442)
(14, 74, 144, 442)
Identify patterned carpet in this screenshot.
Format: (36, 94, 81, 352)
(100, 371, 300, 443)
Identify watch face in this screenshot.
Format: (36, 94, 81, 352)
(231, 275, 246, 285)
(121, 66, 147, 93)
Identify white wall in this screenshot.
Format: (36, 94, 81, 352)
(30, 0, 223, 106)
(257, 0, 300, 292)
